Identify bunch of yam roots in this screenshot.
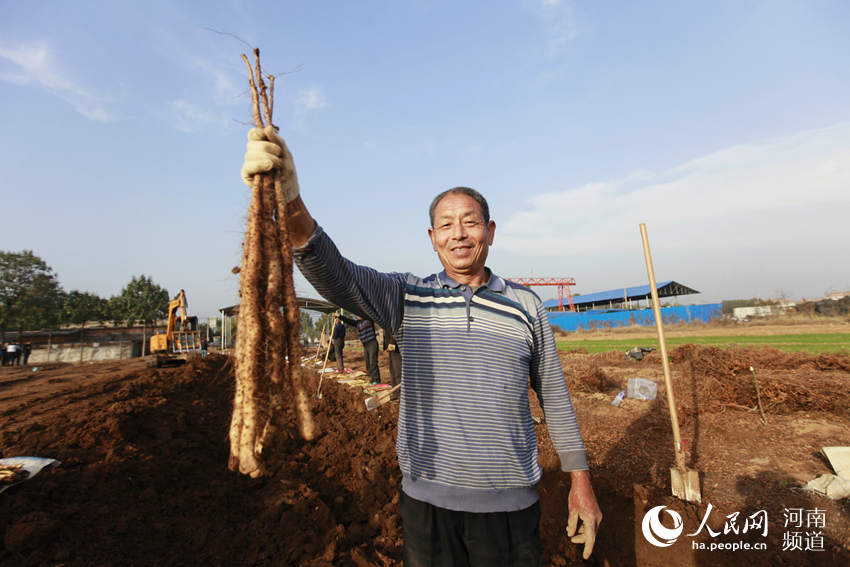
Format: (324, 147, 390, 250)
(228, 49, 316, 478)
(0, 465, 29, 485)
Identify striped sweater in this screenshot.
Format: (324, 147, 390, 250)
(340, 315, 377, 344)
(293, 225, 588, 513)
(356, 319, 376, 343)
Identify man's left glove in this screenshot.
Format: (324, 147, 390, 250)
(240, 126, 300, 203)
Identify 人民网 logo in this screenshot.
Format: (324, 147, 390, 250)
(642, 505, 684, 547)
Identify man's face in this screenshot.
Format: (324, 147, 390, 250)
(427, 192, 496, 284)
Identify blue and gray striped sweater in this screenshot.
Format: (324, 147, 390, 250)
(294, 225, 588, 513)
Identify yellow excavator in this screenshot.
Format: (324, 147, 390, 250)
(146, 289, 202, 367)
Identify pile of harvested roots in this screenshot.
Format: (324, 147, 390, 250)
(228, 49, 316, 478)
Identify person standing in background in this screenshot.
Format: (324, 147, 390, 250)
(331, 314, 348, 371)
(381, 326, 401, 400)
(339, 314, 381, 384)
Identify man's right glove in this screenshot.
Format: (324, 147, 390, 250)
(240, 125, 300, 204)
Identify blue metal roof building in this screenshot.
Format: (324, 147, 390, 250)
(542, 281, 699, 312)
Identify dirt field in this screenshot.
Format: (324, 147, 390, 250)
(2, 326, 849, 566)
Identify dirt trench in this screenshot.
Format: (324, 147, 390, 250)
(1, 345, 849, 566)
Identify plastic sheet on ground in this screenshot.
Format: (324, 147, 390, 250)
(804, 474, 850, 500)
(0, 457, 61, 494)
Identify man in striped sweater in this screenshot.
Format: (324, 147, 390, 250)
(242, 128, 602, 565)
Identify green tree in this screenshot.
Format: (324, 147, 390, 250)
(314, 312, 335, 339)
(112, 275, 169, 355)
(63, 290, 109, 361)
(0, 250, 65, 339)
(63, 291, 108, 325)
(300, 310, 316, 340)
(313, 309, 355, 341)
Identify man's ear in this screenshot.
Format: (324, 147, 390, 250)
(427, 226, 437, 251)
(487, 220, 496, 245)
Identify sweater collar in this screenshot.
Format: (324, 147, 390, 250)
(436, 268, 505, 292)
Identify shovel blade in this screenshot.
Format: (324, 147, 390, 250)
(671, 467, 702, 504)
(365, 384, 401, 410)
(365, 394, 385, 411)
(365, 390, 396, 411)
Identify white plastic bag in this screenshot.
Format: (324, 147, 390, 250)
(627, 377, 657, 400)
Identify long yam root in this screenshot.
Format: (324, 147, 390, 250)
(228, 48, 316, 478)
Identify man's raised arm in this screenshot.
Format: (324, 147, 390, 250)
(240, 126, 316, 247)
(239, 127, 404, 334)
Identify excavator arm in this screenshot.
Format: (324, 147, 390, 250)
(149, 289, 201, 364)
(163, 290, 188, 343)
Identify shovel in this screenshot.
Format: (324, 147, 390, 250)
(314, 324, 327, 360)
(640, 223, 701, 504)
(365, 384, 401, 411)
(316, 321, 334, 399)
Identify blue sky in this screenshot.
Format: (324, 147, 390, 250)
(2, 1, 849, 318)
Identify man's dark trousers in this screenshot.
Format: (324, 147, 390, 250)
(332, 338, 345, 371)
(364, 339, 380, 383)
(388, 349, 401, 387)
(400, 491, 541, 566)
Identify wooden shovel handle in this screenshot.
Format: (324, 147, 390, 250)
(317, 314, 336, 396)
(639, 223, 686, 471)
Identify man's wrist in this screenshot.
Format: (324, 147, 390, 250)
(286, 196, 316, 247)
(569, 469, 592, 486)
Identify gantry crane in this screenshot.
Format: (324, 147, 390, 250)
(508, 277, 577, 311)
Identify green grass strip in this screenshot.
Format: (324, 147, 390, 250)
(556, 333, 850, 355)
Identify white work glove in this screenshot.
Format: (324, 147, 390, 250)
(240, 126, 300, 203)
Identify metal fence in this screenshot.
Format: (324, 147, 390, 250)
(548, 303, 722, 332)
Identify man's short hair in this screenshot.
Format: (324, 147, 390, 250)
(428, 187, 490, 227)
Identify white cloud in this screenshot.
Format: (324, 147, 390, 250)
(293, 86, 329, 126)
(0, 40, 114, 122)
(169, 99, 226, 133)
(537, 0, 580, 57)
(498, 123, 850, 299)
(0, 70, 29, 85)
(190, 56, 241, 105)
(502, 123, 850, 254)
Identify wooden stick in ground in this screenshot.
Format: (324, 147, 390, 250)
(314, 322, 326, 360)
(317, 319, 335, 399)
(639, 222, 701, 503)
(749, 366, 767, 425)
(640, 224, 685, 471)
